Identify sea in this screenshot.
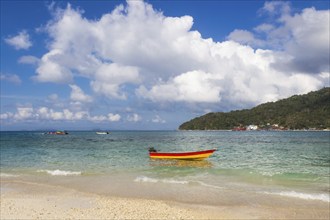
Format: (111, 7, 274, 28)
(1, 130, 329, 206)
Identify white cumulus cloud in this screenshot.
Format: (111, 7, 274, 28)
(1, 105, 122, 124)
(69, 84, 93, 103)
(88, 113, 121, 123)
(228, 2, 329, 75)
(34, 49, 73, 83)
(14, 107, 34, 120)
(127, 113, 142, 122)
(108, 113, 121, 122)
(35, 107, 88, 121)
(5, 30, 32, 50)
(137, 70, 222, 103)
(29, 0, 329, 111)
(0, 112, 14, 120)
(91, 63, 140, 99)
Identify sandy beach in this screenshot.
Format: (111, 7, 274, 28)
(1, 179, 329, 220)
(0, 180, 225, 219)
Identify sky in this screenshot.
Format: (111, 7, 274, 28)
(1, 0, 329, 131)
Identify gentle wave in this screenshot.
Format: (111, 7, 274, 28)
(134, 176, 224, 190)
(134, 176, 189, 185)
(264, 191, 330, 203)
(37, 169, 82, 176)
(0, 173, 19, 178)
(195, 181, 224, 190)
(259, 171, 282, 177)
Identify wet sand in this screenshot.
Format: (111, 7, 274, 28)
(1, 179, 329, 219)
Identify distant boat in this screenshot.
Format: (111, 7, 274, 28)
(232, 126, 247, 131)
(96, 131, 110, 135)
(44, 131, 68, 135)
(148, 148, 216, 160)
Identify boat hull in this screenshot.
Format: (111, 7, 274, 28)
(149, 149, 216, 160)
(96, 132, 110, 135)
(45, 131, 68, 135)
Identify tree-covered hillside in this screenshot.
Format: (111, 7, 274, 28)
(179, 87, 330, 130)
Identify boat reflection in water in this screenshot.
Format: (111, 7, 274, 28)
(149, 159, 213, 168)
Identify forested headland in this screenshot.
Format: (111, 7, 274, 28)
(179, 87, 330, 131)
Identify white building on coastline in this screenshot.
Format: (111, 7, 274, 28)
(247, 125, 258, 130)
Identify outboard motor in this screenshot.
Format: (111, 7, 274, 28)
(148, 147, 157, 152)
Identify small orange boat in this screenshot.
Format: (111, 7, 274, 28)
(148, 148, 216, 160)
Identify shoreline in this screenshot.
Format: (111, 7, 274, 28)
(1, 179, 329, 219)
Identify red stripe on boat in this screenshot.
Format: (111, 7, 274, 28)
(149, 149, 216, 157)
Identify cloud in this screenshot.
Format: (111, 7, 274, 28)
(33, 107, 87, 121)
(228, 3, 329, 75)
(18, 56, 40, 65)
(278, 7, 330, 74)
(152, 115, 166, 123)
(260, 1, 291, 16)
(14, 107, 34, 120)
(69, 84, 93, 103)
(0, 112, 14, 120)
(127, 113, 142, 122)
(88, 113, 121, 123)
(5, 30, 32, 50)
(227, 29, 265, 48)
(29, 1, 328, 112)
(88, 115, 108, 123)
(34, 49, 73, 83)
(1, 105, 121, 123)
(137, 70, 222, 103)
(108, 113, 121, 122)
(0, 73, 22, 85)
(91, 63, 140, 99)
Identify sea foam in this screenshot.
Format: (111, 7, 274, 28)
(195, 181, 224, 190)
(264, 191, 330, 203)
(134, 176, 189, 185)
(134, 176, 225, 190)
(0, 173, 19, 178)
(37, 169, 81, 176)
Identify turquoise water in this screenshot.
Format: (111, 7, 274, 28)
(1, 131, 329, 204)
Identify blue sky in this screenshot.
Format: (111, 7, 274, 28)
(1, 0, 329, 131)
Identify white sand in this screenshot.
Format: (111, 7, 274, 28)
(0, 180, 225, 219)
(1, 180, 329, 219)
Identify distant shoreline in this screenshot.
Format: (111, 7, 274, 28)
(178, 129, 330, 132)
(179, 88, 330, 131)
(0, 129, 329, 132)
